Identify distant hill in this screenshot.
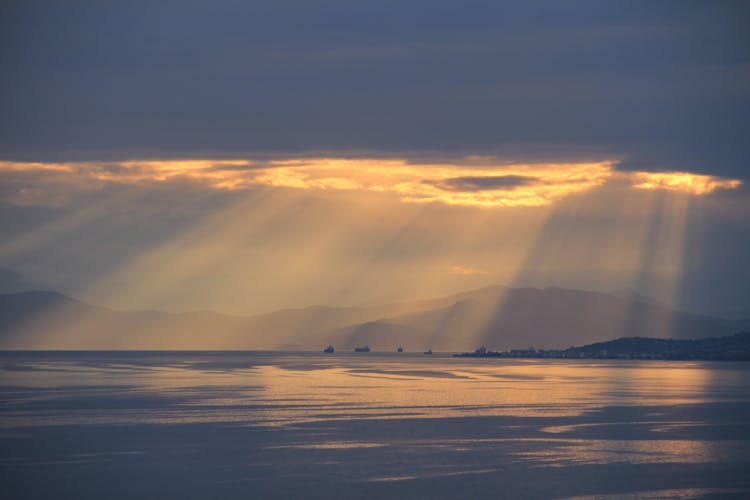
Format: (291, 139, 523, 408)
(568, 332, 750, 360)
(458, 332, 750, 361)
(334, 286, 749, 351)
(0, 291, 251, 349)
(0, 286, 747, 350)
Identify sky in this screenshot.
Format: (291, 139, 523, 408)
(1, 1, 749, 318)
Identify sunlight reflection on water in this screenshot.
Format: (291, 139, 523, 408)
(1, 354, 748, 428)
(2, 352, 750, 498)
(512, 438, 721, 466)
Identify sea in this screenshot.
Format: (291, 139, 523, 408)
(1, 351, 749, 499)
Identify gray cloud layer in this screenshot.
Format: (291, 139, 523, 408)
(432, 175, 537, 192)
(1, 1, 749, 178)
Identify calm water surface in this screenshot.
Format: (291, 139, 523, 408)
(1, 351, 749, 499)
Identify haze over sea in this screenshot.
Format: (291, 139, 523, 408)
(1, 351, 749, 499)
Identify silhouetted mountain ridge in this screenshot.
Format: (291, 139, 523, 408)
(458, 332, 750, 361)
(576, 332, 750, 358)
(1, 286, 747, 350)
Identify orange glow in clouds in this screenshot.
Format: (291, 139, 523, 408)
(250, 159, 615, 207)
(0, 158, 741, 208)
(630, 171, 742, 195)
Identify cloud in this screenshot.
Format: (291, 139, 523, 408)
(629, 171, 742, 195)
(1, 2, 748, 180)
(0, 158, 742, 209)
(429, 175, 536, 192)
(0, 158, 616, 208)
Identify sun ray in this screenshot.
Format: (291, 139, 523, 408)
(1, 156, 738, 350)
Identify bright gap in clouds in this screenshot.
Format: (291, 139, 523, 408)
(0, 156, 743, 321)
(0, 158, 741, 209)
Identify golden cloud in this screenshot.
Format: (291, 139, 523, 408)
(0, 158, 741, 208)
(629, 171, 742, 195)
(223, 158, 616, 207)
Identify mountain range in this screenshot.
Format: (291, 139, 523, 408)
(1, 286, 748, 350)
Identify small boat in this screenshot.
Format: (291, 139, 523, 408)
(323, 345, 334, 353)
(424, 349, 433, 355)
(397, 345, 403, 353)
(354, 345, 370, 353)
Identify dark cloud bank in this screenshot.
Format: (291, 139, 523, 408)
(1, 0, 749, 178)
